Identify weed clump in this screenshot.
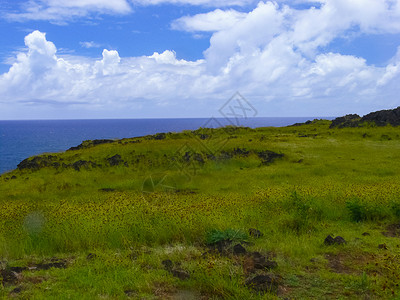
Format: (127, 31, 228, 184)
(205, 229, 248, 246)
(346, 199, 388, 222)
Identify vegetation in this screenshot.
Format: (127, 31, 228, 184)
(1, 120, 400, 299)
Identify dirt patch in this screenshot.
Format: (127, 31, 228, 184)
(153, 281, 177, 299)
(172, 289, 202, 300)
(382, 223, 400, 237)
(325, 252, 373, 274)
(325, 253, 352, 274)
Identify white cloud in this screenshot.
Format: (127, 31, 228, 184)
(7, 0, 255, 23)
(1, 1, 400, 118)
(204, 2, 288, 72)
(80, 41, 101, 49)
(6, 0, 132, 23)
(378, 46, 400, 86)
(131, 0, 253, 7)
(171, 9, 246, 32)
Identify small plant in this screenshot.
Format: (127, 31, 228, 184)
(205, 229, 248, 245)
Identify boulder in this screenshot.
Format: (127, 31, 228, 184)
(324, 235, 346, 245)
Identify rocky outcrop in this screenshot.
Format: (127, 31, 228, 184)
(68, 139, 115, 151)
(361, 106, 400, 126)
(330, 106, 400, 128)
(329, 114, 361, 128)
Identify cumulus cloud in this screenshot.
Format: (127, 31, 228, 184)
(1, 1, 400, 118)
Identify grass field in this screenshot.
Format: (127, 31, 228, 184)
(1, 120, 400, 299)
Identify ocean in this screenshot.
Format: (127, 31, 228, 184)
(0, 117, 326, 174)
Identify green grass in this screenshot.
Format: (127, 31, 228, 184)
(1, 121, 400, 298)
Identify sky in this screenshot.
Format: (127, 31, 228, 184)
(0, 0, 400, 119)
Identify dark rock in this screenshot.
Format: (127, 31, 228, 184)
(249, 228, 263, 238)
(333, 236, 346, 245)
(199, 134, 209, 140)
(291, 120, 312, 126)
(232, 148, 250, 156)
(36, 259, 66, 270)
(124, 290, 137, 297)
(233, 244, 247, 255)
(154, 133, 166, 140)
(329, 114, 361, 128)
(251, 252, 277, 270)
(107, 154, 123, 166)
(99, 188, 116, 192)
(11, 176, 16, 179)
(193, 153, 205, 164)
(324, 235, 346, 245)
(378, 243, 388, 250)
(171, 269, 190, 280)
(324, 235, 335, 245)
(208, 239, 232, 254)
(257, 150, 284, 164)
(361, 232, 370, 236)
(245, 275, 280, 294)
(86, 253, 97, 260)
(72, 160, 96, 171)
(162, 259, 173, 271)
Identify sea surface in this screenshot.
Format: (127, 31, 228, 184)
(0, 117, 329, 174)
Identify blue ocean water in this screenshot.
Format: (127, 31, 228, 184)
(0, 117, 325, 174)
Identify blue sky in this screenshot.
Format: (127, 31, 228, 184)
(0, 0, 400, 119)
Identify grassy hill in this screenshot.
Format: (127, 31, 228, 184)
(1, 120, 400, 299)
